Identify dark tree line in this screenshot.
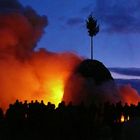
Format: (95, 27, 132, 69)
(0, 100, 139, 140)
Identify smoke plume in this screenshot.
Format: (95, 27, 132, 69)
(119, 84, 140, 105)
(63, 74, 140, 106)
(63, 60, 140, 106)
(0, 0, 82, 110)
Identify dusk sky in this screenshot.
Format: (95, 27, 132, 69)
(19, 0, 140, 68)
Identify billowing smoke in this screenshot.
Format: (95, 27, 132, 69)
(63, 59, 120, 105)
(63, 60, 140, 106)
(119, 84, 140, 105)
(63, 74, 120, 105)
(0, 0, 82, 110)
(0, 3, 47, 59)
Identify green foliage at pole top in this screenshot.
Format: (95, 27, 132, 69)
(86, 14, 99, 37)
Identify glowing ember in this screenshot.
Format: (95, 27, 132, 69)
(121, 114, 125, 123)
(127, 116, 130, 121)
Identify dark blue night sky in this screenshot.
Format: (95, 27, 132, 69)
(19, 0, 140, 68)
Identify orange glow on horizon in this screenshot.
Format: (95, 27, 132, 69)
(119, 84, 140, 106)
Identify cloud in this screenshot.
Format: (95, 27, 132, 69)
(81, 0, 140, 33)
(80, 3, 95, 14)
(0, 0, 23, 11)
(110, 68, 140, 77)
(66, 17, 84, 27)
(109, 68, 140, 93)
(111, 72, 140, 80)
(95, 0, 139, 33)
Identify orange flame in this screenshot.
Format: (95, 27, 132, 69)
(44, 79, 64, 106)
(0, 50, 81, 110)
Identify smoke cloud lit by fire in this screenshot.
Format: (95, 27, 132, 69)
(0, 0, 139, 110)
(0, 0, 82, 110)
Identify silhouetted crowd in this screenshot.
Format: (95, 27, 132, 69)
(0, 100, 140, 140)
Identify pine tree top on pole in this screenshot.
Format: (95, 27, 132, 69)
(86, 14, 99, 60)
(86, 14, 99, 37)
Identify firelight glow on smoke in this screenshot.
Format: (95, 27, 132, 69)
(46, 80, 64, 105)
(0, 0, 82, 110)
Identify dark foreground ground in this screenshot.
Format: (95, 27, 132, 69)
(0, 100, 140, 140)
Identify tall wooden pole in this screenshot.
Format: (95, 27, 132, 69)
(91, 37, 93, 60)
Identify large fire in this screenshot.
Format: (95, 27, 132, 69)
(43, 77, 65, 105)
(0, 50, 81, 110)
(0, 0, 83, 110)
